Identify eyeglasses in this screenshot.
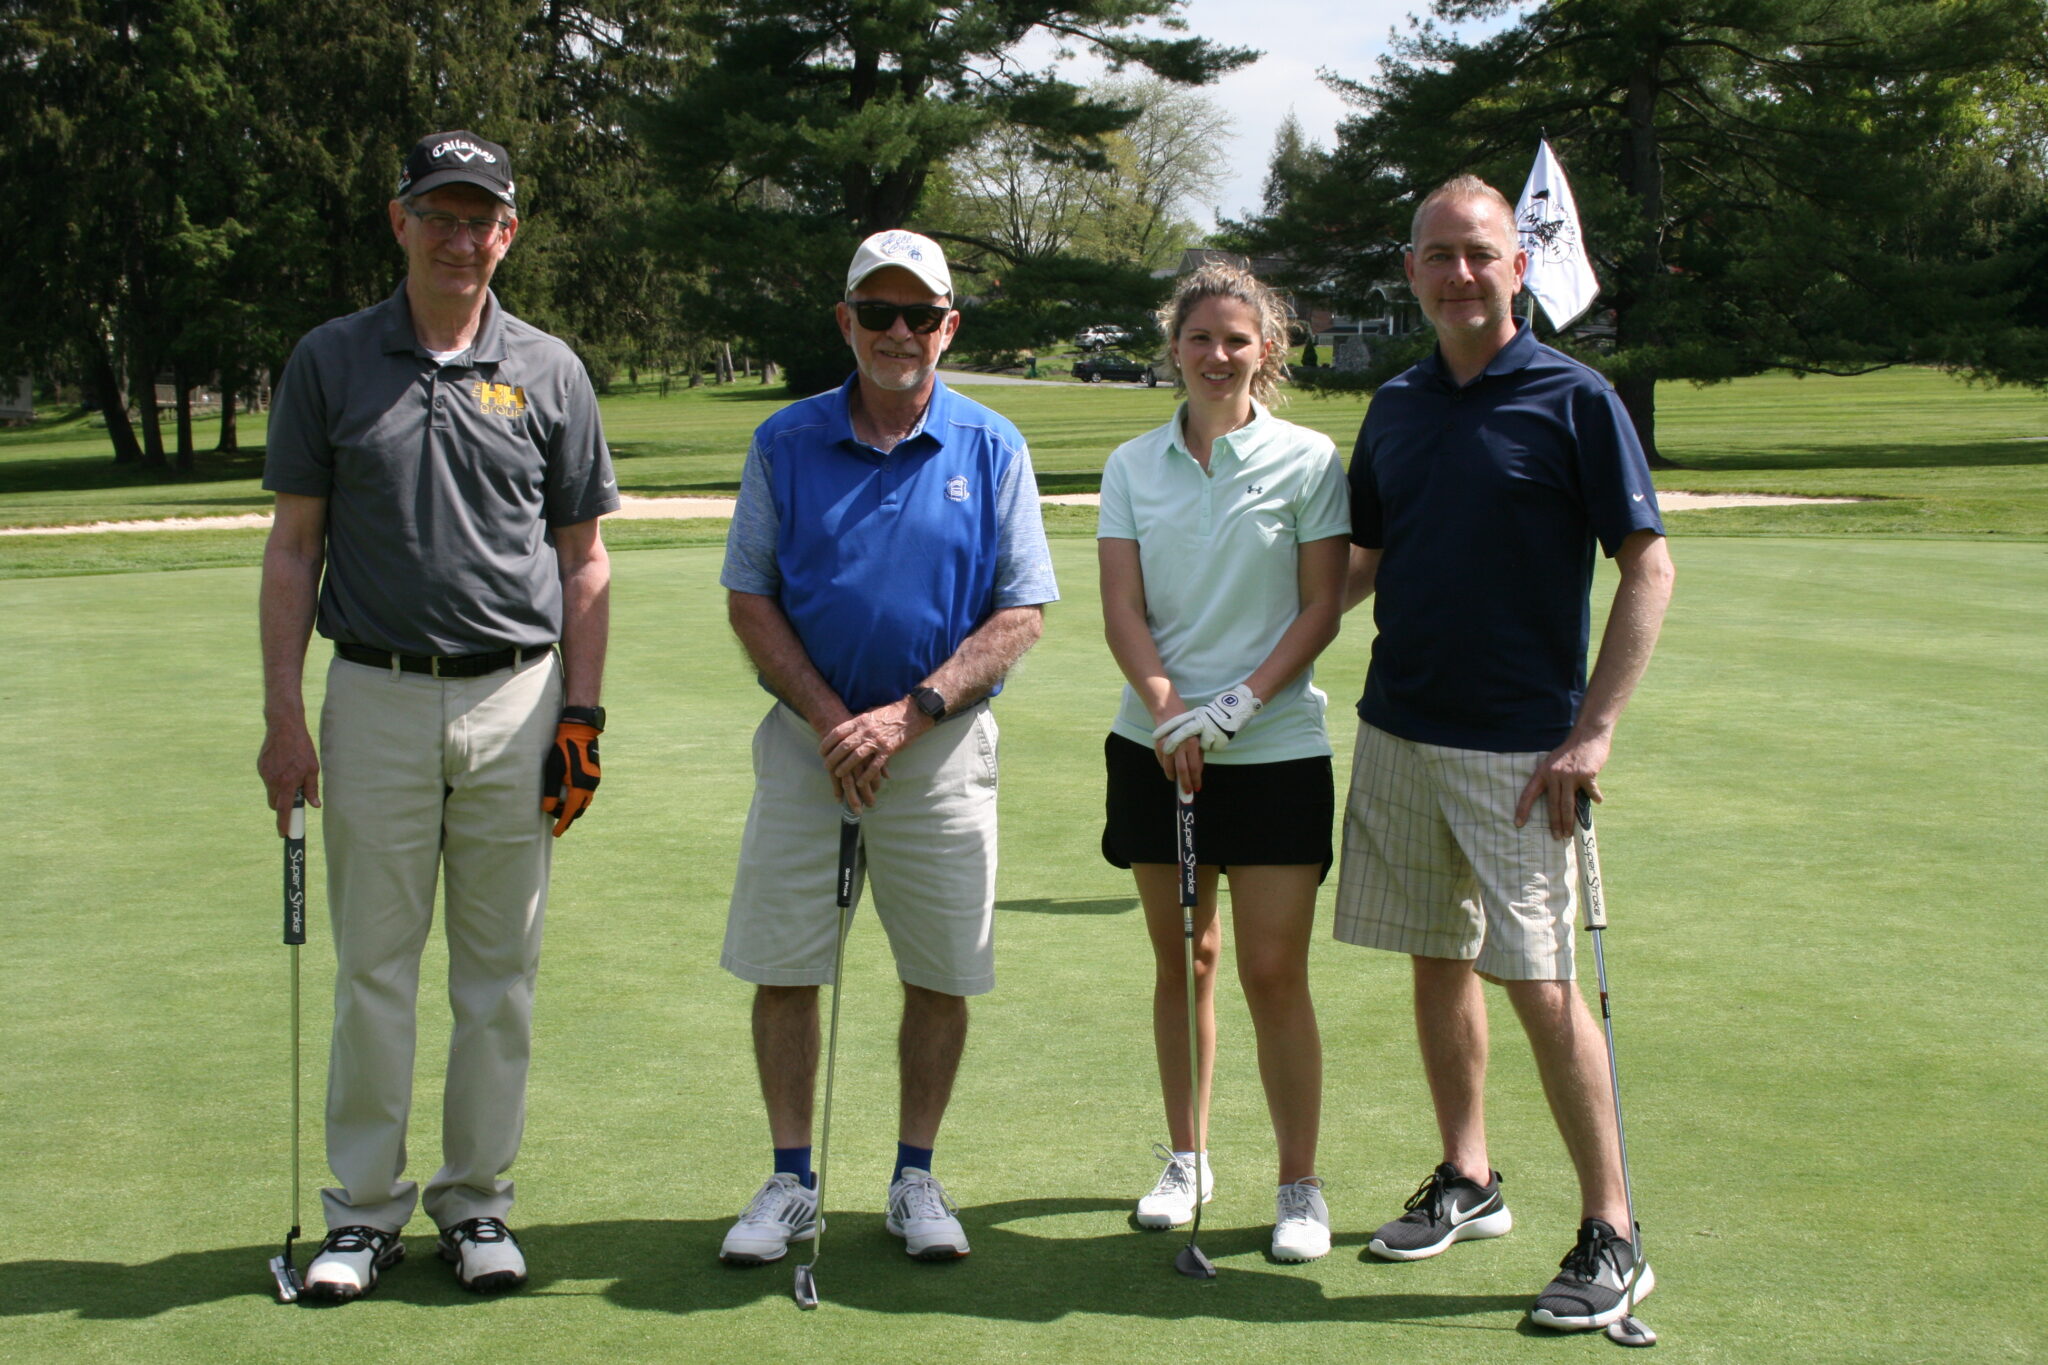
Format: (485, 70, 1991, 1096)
(406, 207, 513, 243)
(850, 301, 951, 335)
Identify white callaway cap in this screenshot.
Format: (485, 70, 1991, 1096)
(846, 230, 952, 298)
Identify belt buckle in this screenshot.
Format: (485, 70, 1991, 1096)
(431, 654, 448, 679)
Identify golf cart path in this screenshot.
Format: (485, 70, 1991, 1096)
(0, 490, 1859, 535)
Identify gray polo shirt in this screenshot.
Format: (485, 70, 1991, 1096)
(264, 285, 619, 655)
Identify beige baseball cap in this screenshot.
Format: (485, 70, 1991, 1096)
(846, 230, 952, 298)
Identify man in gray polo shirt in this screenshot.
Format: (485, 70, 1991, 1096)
(256, 130, 617, 1303)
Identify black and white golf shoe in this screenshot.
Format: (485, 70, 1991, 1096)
(1528, 1217, 1656, 1331)
(438, 1216, 528, 1293)
(302, 1225, 406, 1302)
(1365, 1162, 1512, 1261)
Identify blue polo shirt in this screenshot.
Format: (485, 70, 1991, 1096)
(721, 375, 1059, 714)
(1350, 320, 1664, 752)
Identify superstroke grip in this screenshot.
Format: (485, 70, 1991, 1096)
(836, 806, 860, 909)
(1573, 791, 1607, 931)
(284, 795, 307, 946)
(1176, 786, 1197, 910)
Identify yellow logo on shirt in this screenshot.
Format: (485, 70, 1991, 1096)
(474, 381, 527, 418)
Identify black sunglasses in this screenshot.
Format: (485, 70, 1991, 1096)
(850, 301, 951, 335)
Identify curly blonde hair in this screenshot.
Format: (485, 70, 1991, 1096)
(1154, 262, 1292, 407)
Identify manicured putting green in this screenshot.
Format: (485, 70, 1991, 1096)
(2, 536, 2042, 1361)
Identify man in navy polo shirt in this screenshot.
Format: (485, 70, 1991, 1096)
(715, 231, 1057, 1268)
(1335, 176, 1674, 1332)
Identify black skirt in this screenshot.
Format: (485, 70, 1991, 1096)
(1101, 734, 1334, 879)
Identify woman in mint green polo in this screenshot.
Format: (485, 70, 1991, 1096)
(1098, 262, 1351, 1263)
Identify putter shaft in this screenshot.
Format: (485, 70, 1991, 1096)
(1174, 788, 1214, 1279)
(797, 807, 860, 1308)
(1576, 796, 1651, 1338)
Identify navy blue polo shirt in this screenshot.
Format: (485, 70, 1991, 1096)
(1350, 320, 1663, 752)
(721, 375, 1058, 714)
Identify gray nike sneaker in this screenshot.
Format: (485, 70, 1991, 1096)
(1529, 1217, 1655, 1331)
(1365, 1162, 1512, 1261)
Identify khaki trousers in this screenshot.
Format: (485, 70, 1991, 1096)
(317, 650, 559, 1231)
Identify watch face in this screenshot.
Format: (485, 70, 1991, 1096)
(914, 688, 945, 719)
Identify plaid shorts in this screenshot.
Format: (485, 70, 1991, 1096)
(1333, 722, 1579, 981)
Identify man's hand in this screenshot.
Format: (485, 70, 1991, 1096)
(1152, 684, 1263, 754)
(258, 719, 321, 836)
(1515, 729, 1611, 840)
(819, 700, 926, 813)
(542, 718, 602, 836)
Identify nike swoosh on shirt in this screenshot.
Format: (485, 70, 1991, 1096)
(1632, 493, 1645, 501)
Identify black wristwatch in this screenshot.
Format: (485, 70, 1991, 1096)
(561, 705, 606, 731)
(909, 686, 947, 722)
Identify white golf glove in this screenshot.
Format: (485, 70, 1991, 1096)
(1153, 685, 1263, 753)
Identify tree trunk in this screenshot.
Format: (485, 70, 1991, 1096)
(1617, 58, 1677, 469)
(217, 384, 239, 452)
(173, 365, 195, 473)
(1613, 374, 1659, 467)
(89, 343, 144, 465)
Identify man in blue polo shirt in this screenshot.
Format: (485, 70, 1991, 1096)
(716, 231, 1058, 1267)
(1336, 176, 1675, 1332)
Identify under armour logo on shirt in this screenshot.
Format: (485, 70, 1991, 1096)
(1245, 484, 1264, 497)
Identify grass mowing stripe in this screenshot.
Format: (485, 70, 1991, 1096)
(2, 537, 2043, 1361)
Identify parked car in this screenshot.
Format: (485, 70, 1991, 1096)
(1075, 324, 1135, 351)
(1072, 351, 1159, 385)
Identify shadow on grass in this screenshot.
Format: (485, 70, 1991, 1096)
(0, 1201, 1532, 1327)
(997, 896, 1137, 915)
(0, 446, 270, 497)
(1674, 439, 2048, 473)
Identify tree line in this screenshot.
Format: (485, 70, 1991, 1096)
(1229, 0, 2048, 462)
(5, 1, 2043, 467)
(0, 1, 1250, 463)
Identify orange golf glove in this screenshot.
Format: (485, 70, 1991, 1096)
(542, 706, 603, 836)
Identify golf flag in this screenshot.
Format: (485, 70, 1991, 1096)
(1515, 139, 1600, 330)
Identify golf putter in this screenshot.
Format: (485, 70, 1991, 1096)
(268, 794, 308, 1303)
(1172, 785, 1216, 1280)
(794, 805, 862, 1310)
(1575, 793, 1656, 1348)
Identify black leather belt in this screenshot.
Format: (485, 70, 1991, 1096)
(335, 641, 552, 678)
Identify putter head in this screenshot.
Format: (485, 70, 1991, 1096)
(1606, 1314, 1657, 1347)
(268, 1254, 302, 1304)
(1174, 1243, 1217, 1279)
(792, 1262, 818, 1310)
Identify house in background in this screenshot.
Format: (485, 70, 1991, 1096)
(1169, 249, 1421, 361)
(1, 375, 32, 424)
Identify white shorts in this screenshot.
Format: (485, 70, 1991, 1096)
(1333, 722, 1578, 982)
(722, 701, 1000, 996)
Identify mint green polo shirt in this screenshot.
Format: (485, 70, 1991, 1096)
(1097, 403, 1351, 764)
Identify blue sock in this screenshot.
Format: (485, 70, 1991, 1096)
(894, 1143, 934, 1182)
(774, 1146, 814, 1189)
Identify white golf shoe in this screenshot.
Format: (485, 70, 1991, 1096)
(720, 1173, 819, 1265)
(437, 1216, 528, 1292)
(302, 1224, 405, 1302)
(886, 1168, 969, 1260)
(1270, 1178, 1332, 1262)
(1135, 1144, 1213, 1229)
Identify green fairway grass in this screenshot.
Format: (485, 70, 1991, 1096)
(3, 366, 2045, 574)
(3, 537, 2043, 1362)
